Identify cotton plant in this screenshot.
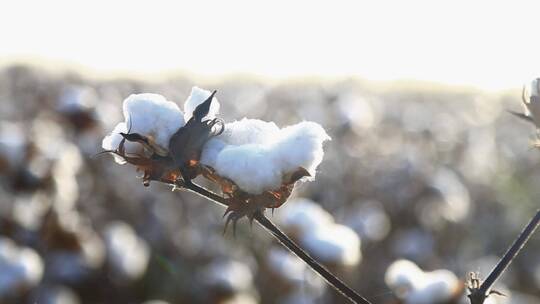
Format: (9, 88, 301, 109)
(509, 78, 540, 128)
(101, 87, 330, 227)
(99, 88, 376, 304)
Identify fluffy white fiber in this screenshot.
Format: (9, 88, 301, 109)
(384, 259, 459, 304)
(102, 93, 185, 160)
(102, 87, 329, 194)
(201, 119, 330, 194)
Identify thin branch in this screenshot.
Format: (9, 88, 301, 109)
(468, 209, 540, 304)
(169, 180, 372, 304)
(254, 212, 372, 304)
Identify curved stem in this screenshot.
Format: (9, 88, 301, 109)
(171, 180, 372, 304)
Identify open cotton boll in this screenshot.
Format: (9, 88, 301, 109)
(301, 224, 361, 267)
(273, 121, 330, 175)
(200, 119, 330, 194)
(214, 144, 283, 194)
(102, 93, 184, 160)
(200, 118, 280, 169)
(183, 86, 220, 122)
(385, 259, 460, 304)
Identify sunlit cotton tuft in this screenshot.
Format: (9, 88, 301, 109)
(102, 93, 185, 161)
(201, 119, 330, 194)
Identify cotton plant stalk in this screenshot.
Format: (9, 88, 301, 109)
(100, 88, 371, 304)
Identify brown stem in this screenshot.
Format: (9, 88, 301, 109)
(170, 180, 372, 304)
(468, 209, 540, 304)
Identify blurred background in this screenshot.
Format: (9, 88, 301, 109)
(0, 1, 539, 303)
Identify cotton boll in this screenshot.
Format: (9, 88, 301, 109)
(123, 93, 185, 149)
(104, 222, 150, 280)
(0, 237, 44, 298)
(101, 122, 135, 164)
(0, 122, 27, 170)
(199, 260, 253, 293)
(344, 200, 391, 242)
(274, 121, 331, 176)
(58, 86, 96, 114)
(184, 87, 220, 122)
(385, 259, 460, 304)
(278, 198, 334, 235)
(524, 78, 540, 127)
(267, 248, 307, 284)
(102, 93, 184, 158)
(33, 285, 81, 304)
(214, 144, 282, 194)
(301, 224, 361, 267)
(431, 168, 470, 223)
(200, 119, 329, 194)
(200, 119, 280, 172)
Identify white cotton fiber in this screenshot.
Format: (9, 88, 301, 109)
(200, 119, 330, 194)
(183, 87, 220, 122)
(213, 144, 283, 194)
(101, 94, 184, 162)
(123, 93, 185, 149)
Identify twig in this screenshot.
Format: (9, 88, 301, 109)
(171, 180, 372, 304)
(468, 209, 540, 304)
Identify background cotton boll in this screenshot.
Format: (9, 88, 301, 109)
(267, 249, 307, 284)
(278, 198, 334, 235)
(301, 224, 361, 267)
(0, 122, 27, 171)
(0, 237, 44, 298)
(104, 221, 150, 280)
(33, 285, 81, 304)
(199, 259, 254, 293)
(385, 259, 461, 304)
(183, 86, 220, 122)
(214, 144, 282, 194)
(123, 93, 185, 149)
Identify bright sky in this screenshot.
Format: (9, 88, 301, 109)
(0, 0, 539, 90)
